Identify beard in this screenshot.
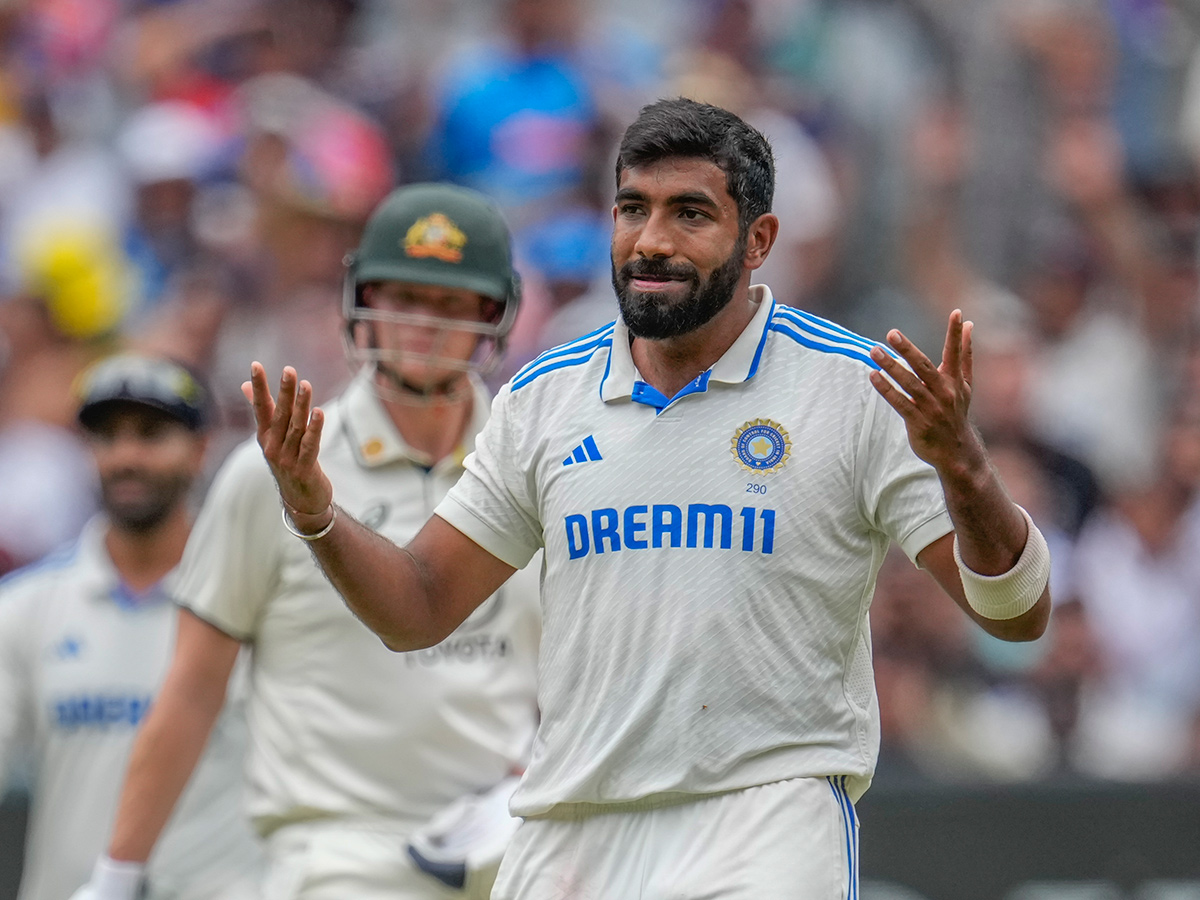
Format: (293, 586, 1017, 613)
(612, 239, 745, 340)
(100, 469, 192, 532)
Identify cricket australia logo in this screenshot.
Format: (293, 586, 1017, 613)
(404, 213, 467, 263)
(732, 418, 791, 474)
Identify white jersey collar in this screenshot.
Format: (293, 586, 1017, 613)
(75, 515, 118, 596)
(75, 514, 179, 607)
(342, 366, 490, 471)
(600, 284, 776, 404)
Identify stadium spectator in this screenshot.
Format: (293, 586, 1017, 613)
(967, 313, 1103, 540)
(761, 0, 955, 313)
(0, 221, 131, 574)
(668, 47, 842, 309)
(115, 101, 224, 321)
(198, 74, 395, 455)
(424, 0, 661, 225)
(493, 203, 613, 386)
(1067, 396, 1200, 778)
(1019, 213, 1162, 491)
(842, 89, 1030, 359)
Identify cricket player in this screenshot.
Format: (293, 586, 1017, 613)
(77, 184, 540, 900)
(0, 353, 262, 900)
(248, 100, 1052, 899)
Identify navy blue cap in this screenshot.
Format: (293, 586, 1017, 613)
(76, 354, 211, 432)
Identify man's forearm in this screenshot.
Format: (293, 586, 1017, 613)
(290, 509, 517, 652)
(108, 680, 225, 861)
(247, 364, 512, 649)
(936, 435, 1028, 575)
(296, 505, 446, 651)
(109, 612, 238, 862)
(929, 434, 1052, 641)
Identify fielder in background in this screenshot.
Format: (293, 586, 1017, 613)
(249, 98, 1052, 899)
(79, 184, 541, 900)
(0, 354, 262, 900)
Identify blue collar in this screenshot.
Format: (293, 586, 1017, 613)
(600, 285, 776, 409)
(110, 580, 171, 610)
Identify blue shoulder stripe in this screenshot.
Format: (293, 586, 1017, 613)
(768, 322, 881, 369)
(0, 539, 82, 592)
(512, 325, 615, 392)
(513, 339, 614, 391)
(772, 307, 902, 364)
(772, 305, 880, 354)
(512, 321, 616, 383)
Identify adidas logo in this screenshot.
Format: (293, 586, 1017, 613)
(53, 636, 83, 660)
(562, 435, 603, 466)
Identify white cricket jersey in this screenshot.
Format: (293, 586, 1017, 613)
(0, 518, 261, 900)
(176, 368, 540, 836)
(436, 285, 953, 817)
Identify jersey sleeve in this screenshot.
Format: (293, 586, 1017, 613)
(435, 385, 544, 569)
(855, 386, 953, 563)
(174, 441, 285, 640)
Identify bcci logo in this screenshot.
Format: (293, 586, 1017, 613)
(732, 418, 791, 474)
(404, 213, 467, 263)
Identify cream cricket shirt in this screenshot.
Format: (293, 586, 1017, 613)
(0, 517, 261, 900)
(437, 285, 953, 817)
(177, 369, 540, 836)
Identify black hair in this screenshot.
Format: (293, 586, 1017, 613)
(615, 97, 775, 237)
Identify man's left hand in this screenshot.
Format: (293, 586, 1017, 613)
(867, 309, 983, 478)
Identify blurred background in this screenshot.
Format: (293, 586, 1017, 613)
(1, 0, 1200, 897)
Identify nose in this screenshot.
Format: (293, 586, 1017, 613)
(633, 209, 674, 260)
(105, 430, 151, 466)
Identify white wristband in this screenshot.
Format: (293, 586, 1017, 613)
(88, 856, 145, 900)
(953, 505, 1050, 620)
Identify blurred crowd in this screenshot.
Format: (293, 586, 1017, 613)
(2, 0, 1200, 786)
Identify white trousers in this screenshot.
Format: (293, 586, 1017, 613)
(493, 776, 861, 900)
(260, 818, 496, 900)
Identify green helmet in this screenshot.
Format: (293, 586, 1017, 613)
(343, 183, 520, 380)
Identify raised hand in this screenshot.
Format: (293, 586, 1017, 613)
(867, 310, 984, 477)
(242, 362, 334, 521)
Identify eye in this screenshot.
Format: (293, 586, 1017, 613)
(366, 288, 406, 309)
(679, 208, 705, 220)
(618, 203, 644, 217)
(89, 428, 118, 446)
(138, 419, 171, 440)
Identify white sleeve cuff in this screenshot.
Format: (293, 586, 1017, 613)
(434, 496, 539, 570)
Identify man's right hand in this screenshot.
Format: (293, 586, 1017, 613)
(69, 857, 145, 900)
(243, 362, 335, 523)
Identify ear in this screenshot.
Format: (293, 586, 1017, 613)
(742, 213, 780, 272)
(481, 297, 504, 324)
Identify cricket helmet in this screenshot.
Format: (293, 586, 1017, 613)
(343, 183, 520, 380)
